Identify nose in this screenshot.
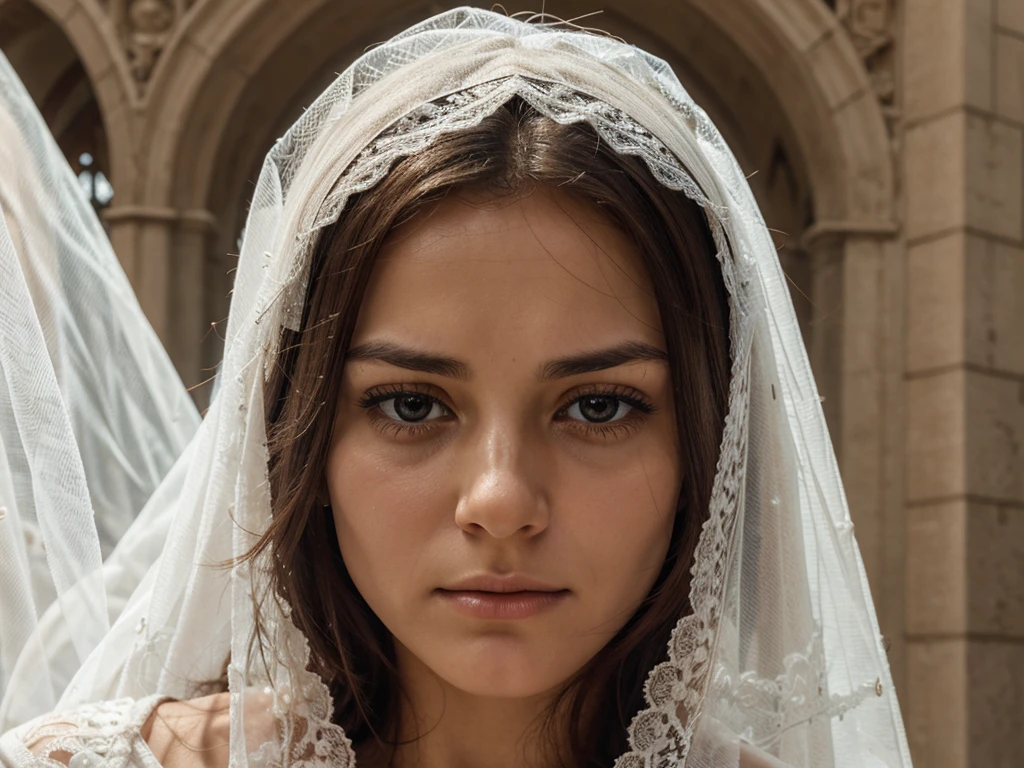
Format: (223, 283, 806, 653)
(454, 425, 550, 540)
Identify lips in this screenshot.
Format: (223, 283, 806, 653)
(436, 573, 570, 619)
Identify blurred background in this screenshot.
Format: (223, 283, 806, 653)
(1, 0, 1021, 764)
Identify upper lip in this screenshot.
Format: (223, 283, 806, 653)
(440, 574, 567, 593)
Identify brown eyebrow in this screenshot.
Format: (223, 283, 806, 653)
(538, 340, 667, 380)
(344, 339, 667, 381)
(345, 341, 470, 380)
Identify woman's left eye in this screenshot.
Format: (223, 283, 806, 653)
(564, 395, 634, 424)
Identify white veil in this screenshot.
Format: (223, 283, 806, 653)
(0, 8, 912, 767)
(0, 50, 199, 726)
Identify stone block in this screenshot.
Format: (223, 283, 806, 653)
(965, 371, 1024, 503)
(907, 369, 965, 502)
(907, 501, 967, 635)
(805, 29, 866, 110)
(755, 0, 834, 53)
(997, 0, 1024, 35)
(907, 638, 1024, 767)
(905, 112, 965, 241)
(909, 235, 1024, 376)
(965, 113, 1023, 241)
(842, 238, 884, 374)
(908, 499, 1024, 637)
(904, 0, 991, 120)
(966, 640, 1024, 766)
(906, 639, 967, 768)
(906, 232, 966, 373)
(995, 31, 1024, 125)
(966, 503, 1024, 637)
(965, 240, 1024, 375)
(908, 368, 1024, 503)
(905, 91, 1022, 245)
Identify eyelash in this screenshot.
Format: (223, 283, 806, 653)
(357, 383, 656, 440)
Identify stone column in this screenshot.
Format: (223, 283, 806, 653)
(102, 204, 218, 398)
(903, 0, 1024, 765)
(103, 205, 177, 342)
(172, 209, 217, 400)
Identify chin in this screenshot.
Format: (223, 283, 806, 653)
(427, 637, 587, 699)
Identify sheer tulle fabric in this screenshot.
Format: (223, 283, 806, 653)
(0, 8, 912, 767)
(0, 53, 199, 729)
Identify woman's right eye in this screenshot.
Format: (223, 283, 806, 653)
(379, 393, 450, 423)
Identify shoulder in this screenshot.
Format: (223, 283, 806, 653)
(142, 693, 232, 768)
(143, 690, 277, 768)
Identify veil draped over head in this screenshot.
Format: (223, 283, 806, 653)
(0, 7, 912, 768)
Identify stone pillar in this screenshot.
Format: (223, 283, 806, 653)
(173, 209, 217, 400)
(102, 205, 218, 398)
(903, 0, 1024, 765)
(804, 224, 907, 702)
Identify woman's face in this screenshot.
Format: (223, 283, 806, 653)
(326, 186, 680, 700)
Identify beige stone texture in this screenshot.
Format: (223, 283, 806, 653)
(907, 501, 967, 635)
(908, 499, 1024, 637)
(753, 0, 833, 53)
(903, 0, 992, 121)
(904, 111, 965, 241)
(908, 234, 1024, 375)
(832, 89, 895, 224)
(906, 111, 1023, 244)
(805, 29, 867, 110)
(965, 371, 1024, 503)
(996, 31, 1024, 125)
(966, 641, 1024, 766)
(907, 369, 966, 501)
(908, 638, 1024, 767)
(841, 238, 885, 374)
(907, 367, 1023, 503)
(907, 232, 967, 373)
(906, 640, 968, 768)
(965, 240, 1024, 375)
(966, 504, 1024, 637)
(966, 113, 1023, 241)
(997, 0, 1024, 35)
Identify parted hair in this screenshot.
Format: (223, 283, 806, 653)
(247, 95, 731, 767)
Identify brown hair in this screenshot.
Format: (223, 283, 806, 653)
(250, 95, 731, 767)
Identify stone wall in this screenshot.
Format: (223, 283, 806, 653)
(903, 0, 1024, 765)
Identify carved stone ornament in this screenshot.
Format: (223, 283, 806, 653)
(834, 0, 898, 132)
(123, 0, 175, 85)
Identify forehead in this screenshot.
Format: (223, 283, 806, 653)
(350, 187, 664, 355)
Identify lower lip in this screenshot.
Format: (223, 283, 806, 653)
(436, 590, 570, 619)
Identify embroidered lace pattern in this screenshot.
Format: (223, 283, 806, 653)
(709, 631, 884, 752)
(8, 697, 162, 767)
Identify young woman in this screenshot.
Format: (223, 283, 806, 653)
(0, 8, 912, 768)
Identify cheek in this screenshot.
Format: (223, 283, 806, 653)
(324, 431, 452, 608)
(556, 448, 678, 606)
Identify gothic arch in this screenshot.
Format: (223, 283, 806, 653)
(138, 0, 894, 388)
(22, 0, 137, 192)
(148, 0, 895, 227)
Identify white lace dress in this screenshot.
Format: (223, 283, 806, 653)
(0, 697, 165, 767)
